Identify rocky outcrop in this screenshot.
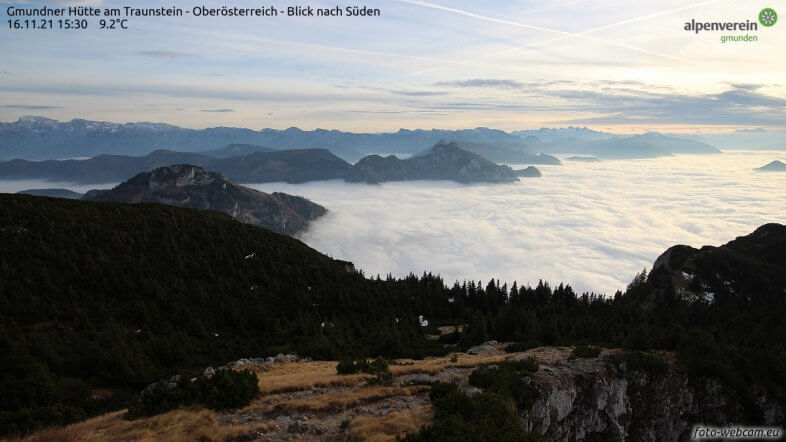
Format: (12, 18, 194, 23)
(84, 164, 326, 235)
(467, 340, 506, 355)
(346, 141, 519, 184)
(644, 223, 786, 306)
(513, 348, 784, 441)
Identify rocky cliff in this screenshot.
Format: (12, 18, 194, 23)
(84, 164, 326, 235)
(514, 348, 783, 441)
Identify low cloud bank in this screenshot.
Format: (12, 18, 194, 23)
(249, 151, 786, 295)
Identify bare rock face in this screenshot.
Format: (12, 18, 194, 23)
(515, 348, 784, 441)
(84, 164, 326, 236)
(467, 340, 505, 355)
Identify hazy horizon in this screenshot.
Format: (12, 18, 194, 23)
(4, 114, 786, 138)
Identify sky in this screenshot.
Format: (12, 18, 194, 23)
(1, 0, 785, 132)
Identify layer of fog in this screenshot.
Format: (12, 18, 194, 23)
(0, 180, 117, 194)
(248, 151, 786, 295)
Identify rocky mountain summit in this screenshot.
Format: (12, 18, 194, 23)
(83, 164, 326, 235)
(642, 223, 786, 306)
(347, 141, 519, 184)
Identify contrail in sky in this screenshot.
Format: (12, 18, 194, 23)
(495, 0, 725, 55)
(397, 0, 678, 59)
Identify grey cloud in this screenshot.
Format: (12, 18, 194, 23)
(341, 84, 450, 97)
(550, 85, 786, 126)
(727, 83, 765, 91)
(387, 89, 450, 97)
(200, 108, 234, 113)
(136, 51, 197, 59)
(0, 82, 377, 103)
(1, 104, 62, 110)
(435, 79, 526, 89)
(348, 110, 408, 114)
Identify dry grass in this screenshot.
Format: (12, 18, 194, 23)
(9, 409, 274, 442)
(243, 353, 514, 395)
(11, 352, 536, 442)
(390, 353, 513, 376)
(244, 360, 369, 394)
(347, 406, 433, 442)
(257, 385, 429, 413)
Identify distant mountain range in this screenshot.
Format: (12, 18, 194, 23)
(565, 156, 601, 162)
(0, 116, 551, 163)
(0, 149, 214, 183)
(0, 142, 527, 185)
(686, 129, 786, 151)
(0, 117, 731, 163)
(16, 188, 84, 199)
(83, 165, 326, 235)
(515, 129, 721, 159)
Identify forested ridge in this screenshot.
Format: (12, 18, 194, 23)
(0, 194, 783, 435)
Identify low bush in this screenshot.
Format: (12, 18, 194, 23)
(404, 382, 541, 441)
(505, 342, 534, 353)
(571, 345, 602, 359)
(611, 351, 668, 375)
(468, 357, 540, 410)
(335, 357, 389, 375)
(336, 360, 358, 375)
(126, 369, 259, 419)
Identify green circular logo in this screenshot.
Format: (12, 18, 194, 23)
(759, 8, 777, 26)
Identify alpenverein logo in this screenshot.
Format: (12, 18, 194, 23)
(759, 8, 777, 26)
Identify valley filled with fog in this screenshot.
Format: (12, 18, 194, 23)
(1, 151, 783, 295)
(247, 151, 786, 295)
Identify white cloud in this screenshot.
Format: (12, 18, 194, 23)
(247, 151, 786, 295)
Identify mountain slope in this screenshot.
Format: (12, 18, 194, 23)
(199, 143, 277, 159)
(210, 148, 352, 183)
(0, 200, 783, 436)
(83, 165, 326, 235)
(347, 141, 519, 184)
(645, 223, 786, 306)
(0, 148, 352, 185)
(448, 141, 560, 165)
(0, 194, 448, 434)
(0, 149, 214, 184)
